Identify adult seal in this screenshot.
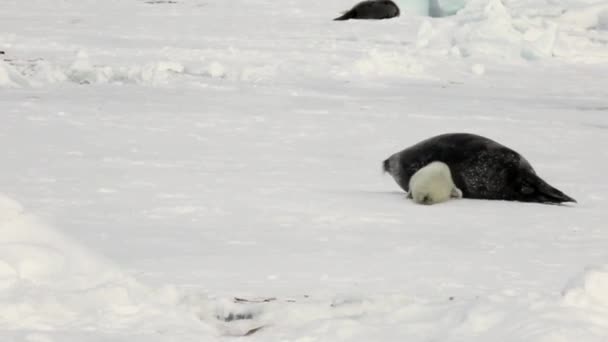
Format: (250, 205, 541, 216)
(334, 0, 400, 21)
(382, 133, 576, 204)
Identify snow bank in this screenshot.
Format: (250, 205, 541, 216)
(417, 0, 608, 62)
(0, 195, 119, 292)
(0, 60, 28, 87)
(3, 51, 279, 87)
(563, 265, 608, 312)
(4, 192, 607, 340)
(559, 3, 608, 31)
(180, 290, 608, 341)
(0, 194, 215, 336)
(2, 0, 607, 88)
(65, 51, 194, 85)
(12, 51, 191, 87)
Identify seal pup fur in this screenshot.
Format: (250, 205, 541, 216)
(334, 0, 400, 21)
(407, 161, 462, 205)
(383, 133, 576, 204)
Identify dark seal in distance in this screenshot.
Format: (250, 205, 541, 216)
(334, 0, 400, 21)
(383, 133, 576, 204)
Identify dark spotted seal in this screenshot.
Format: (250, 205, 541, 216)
(334, 0, 400, 21)
(383, 133, 576, 204)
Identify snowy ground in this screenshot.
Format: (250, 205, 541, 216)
(1, 0, 608, 340)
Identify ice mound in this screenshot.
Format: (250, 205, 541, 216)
(563, 265, 608, 311)
(1, 50, 191, 87)
(0, 60, 29, 87)
(559, 3, 608, 31)
(66, 50, 187, 85)
(0, 196, 120, 291)
(0, 194, 215, 335)
(3, 49, 278, 87)
(560, 265, 608, 337)
(416, 0, 608, 62)
(417, 0, 550, 59)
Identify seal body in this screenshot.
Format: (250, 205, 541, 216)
(408, 161, 462, 205)
(383, 133, 576, 204)
(334, 0, 400, 20)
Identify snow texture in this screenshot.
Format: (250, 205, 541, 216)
(1, 0, 608, 340)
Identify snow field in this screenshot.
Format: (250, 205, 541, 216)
(1, 0, 608, 340)
(1, 0, 607, 88)
(0, 195, 217, 339)
(2, 189, 608, 342)
(2, 79, 608, 339)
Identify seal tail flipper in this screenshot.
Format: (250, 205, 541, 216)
(520, 172, 577, 204)
(334, 10, 354, 20)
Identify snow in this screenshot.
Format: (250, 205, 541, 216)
(1, 0, 608, 340)
(396, 0, 467, 17)
(564, 265, 608, 310)
(0, 195, 216, 339)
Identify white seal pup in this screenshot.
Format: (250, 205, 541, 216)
(334, 0, 400, 21)
(407, 161, 462, 205)
(383, 133, 576, 204)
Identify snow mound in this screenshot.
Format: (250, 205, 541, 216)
(563, 265, 608, 312)
(66, 51, 191, 85)
(0, 194, 215, 336)
(559, 3, 608, 30)
(0, 195, 119, 292)
(2, 0, 607, 90)
(0, 60, 29, 87)
(3, 51, 192, 87)
(416, 0, 608, 62)
(4, 51, 279, 87)
(182, 291, 608, 341)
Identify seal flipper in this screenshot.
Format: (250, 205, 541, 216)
(451, 187, 463, 199)
(518, 172, 577, 204)
(334, 10, 355, 20)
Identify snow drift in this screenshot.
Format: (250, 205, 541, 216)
(417, 0, 608, 61)
(564, 265, 608, 312)
(0, 194, 215, 337)
(1, 0, 606, 87)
